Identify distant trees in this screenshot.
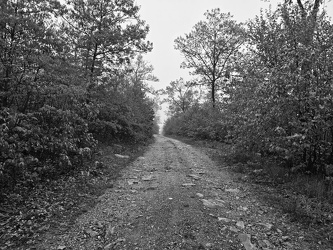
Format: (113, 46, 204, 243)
(0, 0, 159, 189)
(165, 1, 333, 174)
(130, 54, 159, 86)
(174, 9, 244, 106)
(161, 78, 199, 116)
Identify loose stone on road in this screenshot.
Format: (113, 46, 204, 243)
(39, 135, 318, 250)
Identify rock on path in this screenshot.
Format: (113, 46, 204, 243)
(37, 135, 317, 250)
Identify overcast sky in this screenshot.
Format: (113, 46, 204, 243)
(135, 0, 333, 90)
(134, 0, 333, 124)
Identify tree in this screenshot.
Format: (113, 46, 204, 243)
(174, 8, 244, 107)
(162, 78, 199, 116)
(226, 1, 333, 172)
(62, 0, 152, 81)
(282, 0, 323, 77)
(0, 0, 63, 110)
(130, 54, 158, 85)
(167, 0, 333, 173)
(0, 0, 158, 192)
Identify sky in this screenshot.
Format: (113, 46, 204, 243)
(135, 0, 332, 90)
(134, 0, 333, 123)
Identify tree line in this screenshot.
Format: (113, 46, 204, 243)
(163, 0, 333, 175)
(0, 0, 159, 189)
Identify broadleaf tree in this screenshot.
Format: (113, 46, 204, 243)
(0, 0, 159, 192)
(162, 78, 200, 116)
(174, 8, 244, 107)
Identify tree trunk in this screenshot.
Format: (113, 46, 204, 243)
(90, 43, 98, 79)
(211, 80, 215, 108)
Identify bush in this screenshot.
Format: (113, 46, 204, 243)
(0, 106, 97, 188)
(163, 103, 229, 142)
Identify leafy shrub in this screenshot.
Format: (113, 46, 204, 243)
(0, 106, 96, 188)
(163, 103, 229, 142)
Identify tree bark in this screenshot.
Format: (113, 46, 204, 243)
(90, 43, 98, 79)
(211, 80, 216, 108)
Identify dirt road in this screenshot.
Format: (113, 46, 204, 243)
(38, 135, 326, 250)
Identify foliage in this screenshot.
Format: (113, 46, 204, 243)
(226, 1, 333, 173)
(0, 106, 96, 188)
(174, 8, 244, 106)
(161, 78, 200, 116)
(0, 0, 159, 189)
(166, 1, 333, 175)
(62, 0, 152, 79)
(163, 103, 229, 141)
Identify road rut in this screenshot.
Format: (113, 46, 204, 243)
(38, 135, 319, 250)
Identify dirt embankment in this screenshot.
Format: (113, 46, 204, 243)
(36, 135, 332, 250)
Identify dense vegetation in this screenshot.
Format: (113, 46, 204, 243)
(164, 0, 333, 176)
(0, 0, 159, 190)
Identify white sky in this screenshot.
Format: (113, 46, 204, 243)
(136, 0, 333, 90)
(135, 0, 333, 124)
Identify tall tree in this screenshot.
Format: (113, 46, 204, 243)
(282, 0, 323, 76)
(174, 8, 244, 107)
(63, 0, 152, 81)
(0, 0, 62, 110)
(230, 1, 333, 170)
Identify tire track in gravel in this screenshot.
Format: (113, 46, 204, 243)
(116, 136, 235, 250)
(37, 135, 320, 250)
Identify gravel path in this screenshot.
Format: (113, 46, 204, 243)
(37, 135, 327, 250)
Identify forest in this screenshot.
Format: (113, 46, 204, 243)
(163, 0, 333, 181)
(0, 0, 160, 190)
(1, 0, 333, 248)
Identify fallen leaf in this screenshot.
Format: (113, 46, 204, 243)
(85, 229, 99, 237)
(105, 224, 115, 239)
(229, 226, 239, 233)
(127, 179, 139, 185)
(201, 199, 225, 208)
(236, 221, 245, 229)
(201, 199, 216, 208)
(192, 169, 206, 174)
(239, 206, 248, 211)
(225, 188, 240, 193)
(104, 243, 114, 250)
(263, 240, 271, 248)
(214, 199, 225, 206)
(238, 234, 257, 250)
(115, 154, 130, 159)
(142, 175, 154, 181)
(205, 243, 213, 248)
(218, 217, 231, 223)
(188, 174, 201, 180)
(282, 236, 289, 241)
(257, 222, 273, 230)
(182, 183, 196, 187)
